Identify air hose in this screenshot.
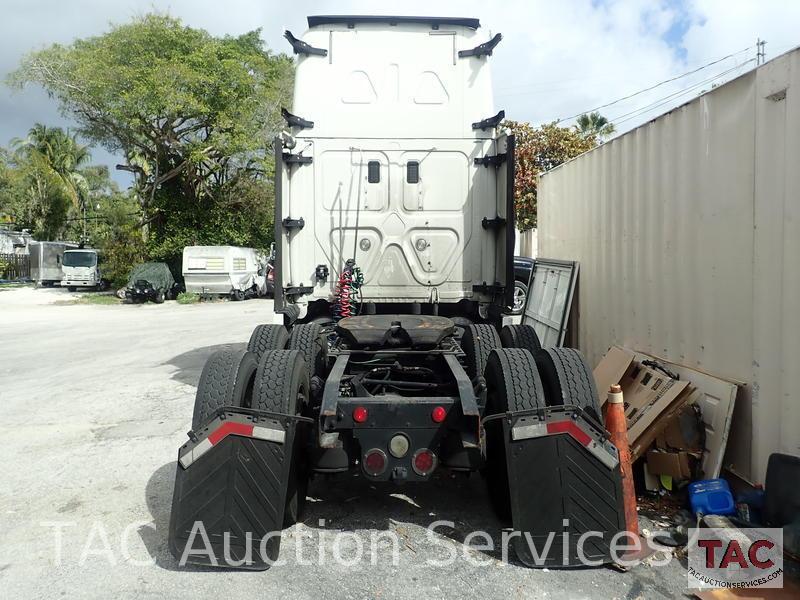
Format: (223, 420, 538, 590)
(333, 259, 364, 320)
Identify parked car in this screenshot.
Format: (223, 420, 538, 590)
(124, 262, 181, 304)
(512, 256, 534, 315)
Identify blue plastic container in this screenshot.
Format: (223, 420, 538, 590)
(689, 479, 736, 516)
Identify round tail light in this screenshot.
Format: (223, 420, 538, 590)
(352, 406, 368, 423)
(363, 449, 387, 476)
(412, 449, 437, 476)
(431, 406, 447, 423)
(388, 434, 410, 458)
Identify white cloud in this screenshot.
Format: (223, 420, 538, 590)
(0, 0, 797, 183)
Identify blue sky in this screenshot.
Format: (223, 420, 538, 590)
(1, 0, 797, 186)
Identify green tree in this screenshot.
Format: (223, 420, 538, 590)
(13, 124, 91, 213)
(9, 14, 294, 249)
(575, 111, 616, 139)
(505, 120, 598, 231)
(6, 125, 93, 239)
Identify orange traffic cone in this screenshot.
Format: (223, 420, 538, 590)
(605, 384, 638, 537)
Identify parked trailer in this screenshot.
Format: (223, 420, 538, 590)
(29, 241, 77, 287)
(169, 15, 626, 569)
(182, 245, 266, 300)
(537, 47, 800, 485)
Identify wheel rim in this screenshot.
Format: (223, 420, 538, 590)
(513, 285, 526, 311)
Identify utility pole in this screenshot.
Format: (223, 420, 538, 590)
(757, 38, 767, 66)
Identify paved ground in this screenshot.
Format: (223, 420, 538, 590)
(0, 286, 690, 599)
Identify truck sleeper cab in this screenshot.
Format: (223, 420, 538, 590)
(274, 14, 514, 322)
(169, 16, 626, 571)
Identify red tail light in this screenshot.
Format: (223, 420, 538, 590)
(363, 449, 387, 476)
(431, 406, 447, 423)
(352, 406, 368, 423)
(412, 449, 437, 476)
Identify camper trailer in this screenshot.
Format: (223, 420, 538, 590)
(182, 245, 266, 300)
(29, 241, 77, 287)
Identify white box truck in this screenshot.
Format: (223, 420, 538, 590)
(182, 245, 266, 300)
(61, 248, 107, 291)
(169, 15, 626, 570)
(29, 241, 77, 287)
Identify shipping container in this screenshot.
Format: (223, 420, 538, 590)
(537, 47, 800, 484)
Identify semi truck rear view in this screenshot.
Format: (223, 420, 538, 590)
(169, 15, 626, 569)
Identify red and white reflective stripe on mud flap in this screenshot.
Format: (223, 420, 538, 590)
(546, 420, 592, 446)
(511, 419, 619, 470)
(179, 421, 285, 469)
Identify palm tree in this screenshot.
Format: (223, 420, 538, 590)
(575, 112, 616, 140)
(11, 124, 93, 239)
(13, 124, 91, 209)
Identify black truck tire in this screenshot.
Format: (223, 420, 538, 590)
(288, 322, 326, 378)
(247, 324, 289, 360)
(461, 324, 501, 381)
(534, 347, 601, 422)
(499, 324, 542, 355)
(191, 349, 258, 430)
(253, 350, 310, 525)
(154, 289, 165, 304)
(483, 348, 546, 521)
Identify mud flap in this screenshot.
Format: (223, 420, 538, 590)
(168, 409, 299, 570)
(503, 406, 626, 567)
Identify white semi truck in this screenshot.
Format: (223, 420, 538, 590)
(169, 16, 625, 569)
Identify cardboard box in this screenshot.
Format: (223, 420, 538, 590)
(594, 346, 694, 461)
(655, 404, 703, 452)
(594, 346, 635, 402)
(646, 450, 694, 480)
(620, 363, 690, 441)
(630, 386, 697, 460)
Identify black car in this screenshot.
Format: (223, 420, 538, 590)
(512, 256, 535, 315)
(124, 262, 181, 304)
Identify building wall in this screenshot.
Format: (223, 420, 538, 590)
(538, 48, 800, 483)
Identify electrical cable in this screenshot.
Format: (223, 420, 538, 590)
(558, 46, 753, 122)
(610, 59, 754, 127)
(495, 47, 753, 95)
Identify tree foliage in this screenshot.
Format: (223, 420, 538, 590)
(9, 14, 293, 260)
(505, 120, 597, 231)
(575, 111, 616, 139)
(1, 124, 93, 240)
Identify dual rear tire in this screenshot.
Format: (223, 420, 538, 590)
(483, 324, 601, 520)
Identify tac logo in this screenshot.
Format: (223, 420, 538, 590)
(688, 527, 784, 589)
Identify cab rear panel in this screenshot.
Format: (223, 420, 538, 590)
(275, 18, 513, 317)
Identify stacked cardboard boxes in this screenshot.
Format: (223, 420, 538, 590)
(594, 346, 703, 482)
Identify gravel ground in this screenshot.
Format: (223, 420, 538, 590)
(0, 286, 691, 599)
